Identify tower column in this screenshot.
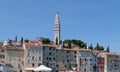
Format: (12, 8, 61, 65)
(54, 12, 60, 45)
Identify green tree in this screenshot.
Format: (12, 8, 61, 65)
(20, 37, 23, 42)
(94, 43, 104, 50)
(63, 39, 86, 48)
(84, 43, 87, 49)
(106, 46, 110, 52)
(60, 40, 62, 44)
(89, 44, 93, 50)
(68, 40, 71, 48)
(41, 38, 50, 44)
(15, 35, 17, 42)
(24, 39, 29, 42)
(63, 39, 71, 48)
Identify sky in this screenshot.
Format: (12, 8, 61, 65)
(0, 0, 120, 54)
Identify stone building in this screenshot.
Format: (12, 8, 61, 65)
(0, 42, 24, 72)
(96, 51, 120, 72)
(23, 42, 56, 72)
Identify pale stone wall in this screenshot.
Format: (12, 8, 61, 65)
(23, 44, 56, 72)
(6, 49, 24, 72)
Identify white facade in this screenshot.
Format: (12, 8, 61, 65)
(54, 12, 60, 45)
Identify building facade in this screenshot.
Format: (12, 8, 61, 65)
(23, 42, 56, 72)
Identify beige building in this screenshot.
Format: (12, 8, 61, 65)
(23, 42, 56, 72)
(96, 51, 120, 72)
(0, 42, 24, 72)
(0, 46, 6, 64)
(0, 40, 120, 72)
(56, 47, 98, 72)
(56, 48, 76, 72)
(6, 46, 24, 72)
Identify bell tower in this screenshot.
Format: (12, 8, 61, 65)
(54, 12, 60, 45)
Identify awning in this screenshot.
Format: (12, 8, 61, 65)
(25, 68, 34, 70)
(34, 65, 52, 71)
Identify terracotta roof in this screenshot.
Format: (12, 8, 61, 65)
(63, 48, 91, 52)
(6, 47, 24, 51)
(0, 45, 24, 51)
(24, 42, 56, 47)
(105, 52, 117, 55)
(93, 50, 118, 56)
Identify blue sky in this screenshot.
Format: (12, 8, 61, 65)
(0, 0, 120, 53)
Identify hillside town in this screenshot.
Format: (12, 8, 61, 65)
(0, 13, 120, 72)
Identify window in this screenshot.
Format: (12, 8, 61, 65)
(43, 47, 45, 50)
(49, 53, 51, 55)
(47, 63, 49, 66)
(39, 49, 41, 54)
(32, 63, 34, 67)
(32, 49, 34, 53)
(2, 55, 5, 59)
(67, 51, 69, 53)
(63, 60, 65, 63)
(53, 58, 55, 61)
(84, 69, 86, 72)
(1, 50, 4, 52)
(80, 58, 81, 61)
(67, 55, 69, 58)
(53, 48, 55, 51)
(74, 51, 76, 54)
(28, 53, 30, 56)
(49, 58, 51, 61)
(36, 49, 38, 52)
(49, 47, 51, 50)
(38, 63, 41, 66)
(32, 56, 35, 60)
(47, 57, 48, 60)
(56, 64, 59, 67)
(9, 57, 12, 61)
(0, 55, 5, 59)
(65, 65, 66, 68)
(67, 60, 69, 62)
(74, 56, 76, 58)
(39, 57, 41, 60)
(28, 60, 30, 63)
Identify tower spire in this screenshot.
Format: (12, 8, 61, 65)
(54, 11, 60, 24)
(54, 11, 60, 45)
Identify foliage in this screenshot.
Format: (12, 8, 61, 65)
(41, 38, 50, 44)
(15, 35, 17, 42)
(106, 46, 110, 52)
(24, 39, 29, 42)
(94, 43, 104, 50)
(63, 39, 86, 48)
(20, 37, 23, 42)
(89, 44, 93, 50)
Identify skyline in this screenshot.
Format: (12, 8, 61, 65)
(0, 0, 120, 54)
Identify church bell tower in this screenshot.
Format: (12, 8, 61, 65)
(54, 12, 60, 45)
